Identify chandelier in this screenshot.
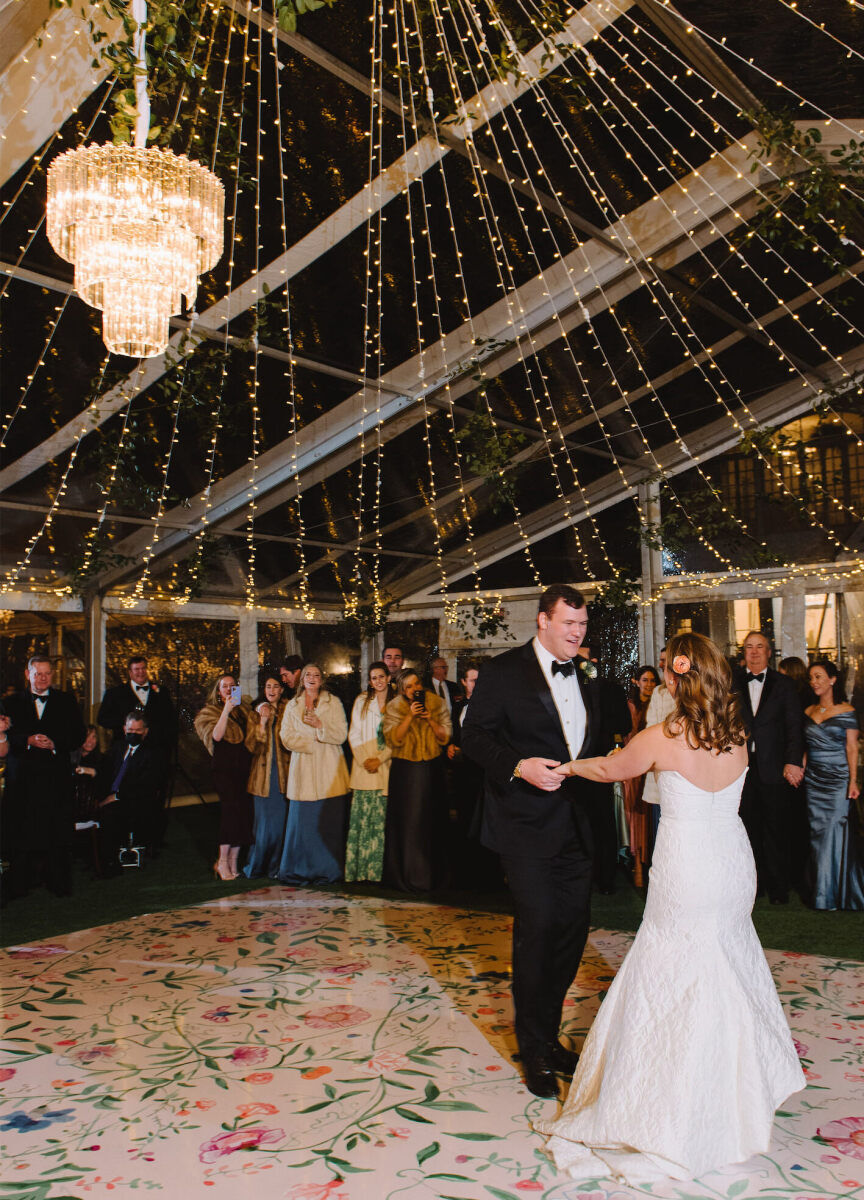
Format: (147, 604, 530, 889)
(45, 1, 224, 357)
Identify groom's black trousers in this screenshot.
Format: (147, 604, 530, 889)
(500, 836, 593, 1061)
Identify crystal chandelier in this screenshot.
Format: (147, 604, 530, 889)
(45, 1, 224, 357)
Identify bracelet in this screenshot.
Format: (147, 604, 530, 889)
(512, 759, 524, 780)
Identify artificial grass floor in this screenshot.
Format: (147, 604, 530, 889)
(1, 802, 861, 961)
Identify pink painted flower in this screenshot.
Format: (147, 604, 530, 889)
(195, 1100, 216, 1111)
(386, 1127, 410, 1139)
(0, 1068, 16, 1082)
(326, 961, 369, 976)
(67, 1045, 118, 1066)
(302, 1005, 370, 1030)
(365, 1051, 409, 1073)
(230, 1046, 268, 1064)
(7, 945, 68, 958)
(244, 1072, 273, 1084)
(202, 1008, 233, 1023)
(283, 1181, 350, 1200)
(198, 1126, 284, 1163)
(237, 1102, 279, 1118)
(793, 1039, 809, 1058)
(515, 1183, 543, 1191)
(818, 1117, 864, 1161)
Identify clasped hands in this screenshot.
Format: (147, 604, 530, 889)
(782, 763, 804, 787)
(518, 757, 574, 791)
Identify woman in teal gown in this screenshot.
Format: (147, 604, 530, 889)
(803, 660, 862, 910)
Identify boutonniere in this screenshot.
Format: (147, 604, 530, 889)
(578, 658, 597, 681)
(151, 683, 160, 693)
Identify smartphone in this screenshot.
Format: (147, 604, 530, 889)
(230, 685, 242, 705)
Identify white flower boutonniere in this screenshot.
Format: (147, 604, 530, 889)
(578, 658, 598, 681)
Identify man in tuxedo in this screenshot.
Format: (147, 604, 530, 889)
(98, 656, 175, 757)
(2, 655, 86, 897)
(462, 585, 602, 1097)
(96, 711, 166, 869)
(735, 630, 804, 905)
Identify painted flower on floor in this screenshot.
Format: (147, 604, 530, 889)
(302, 1005, 370, 1030)
(202, 1007, 233, 1022)
(1, 1107, 75, 1132)
(0, 1068, 16, 1081)
(237, 1102, 279, 1118)
(818, 1117, 864, 1161)
(6, 945, 68, 958)
(365, 1050, 410, 1073)
(283, 1180, 349, 1200)
(198, 1126, 284, 1162)
(66, 1045, 119, 1066)
(230, 1045, 269, 1064)
(326, 960, 370, 976)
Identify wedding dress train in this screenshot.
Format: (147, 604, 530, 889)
(537, 769, 805, 1185)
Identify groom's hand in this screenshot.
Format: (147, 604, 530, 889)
(519, 757, 563, 791)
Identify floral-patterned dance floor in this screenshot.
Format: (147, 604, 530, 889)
(1, 887, 862, 1200)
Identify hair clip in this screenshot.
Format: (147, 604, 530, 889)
(672, 654, 691, 675)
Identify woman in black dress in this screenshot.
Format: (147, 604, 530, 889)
(195, 674, 253, 880)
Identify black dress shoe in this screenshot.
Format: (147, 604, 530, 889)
(547, 1041, 579, 1076)
(522, 1056, 559, 1099)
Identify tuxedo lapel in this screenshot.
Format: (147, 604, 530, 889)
(758, 669, 776, 716)
(521, 641, 566, 741)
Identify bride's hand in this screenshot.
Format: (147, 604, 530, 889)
(551, 762, 574, 778)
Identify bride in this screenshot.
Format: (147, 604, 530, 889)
(536, 633, 805, 1185)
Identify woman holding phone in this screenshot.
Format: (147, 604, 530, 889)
(382, 668, 451, 892)
(195, 673, 254, 880)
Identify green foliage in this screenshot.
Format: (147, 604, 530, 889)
(63, 527, 133, 596)
(341, 584, 396, 640)
(746, 107, 864, 276)
(640, 477, 780, 568)
(274, 0, 340, 35)
(455, 407, 526, 513)
(451, 598, 514, 642)
(587, 571, 639, 686)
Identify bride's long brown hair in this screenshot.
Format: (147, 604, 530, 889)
(663, 632, 747, 753)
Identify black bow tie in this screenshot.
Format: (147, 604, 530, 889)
(746, 671, 765, 684)
(133, 683, 149, 691)
(552, 659, 576, 678)
(33, 691, 49, 699)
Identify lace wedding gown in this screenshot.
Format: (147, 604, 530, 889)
(537, 769, 805, 1185)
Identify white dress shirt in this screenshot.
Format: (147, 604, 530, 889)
(132, 682, 150, 706)
(747, 672, 766, 715)
(533, 636, 586, 760)
(33, 690, 49, 719)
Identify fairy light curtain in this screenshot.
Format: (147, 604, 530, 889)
(0, 0, 862, 613)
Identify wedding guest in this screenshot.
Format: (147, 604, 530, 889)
(243, 672, 290, 880)
(194, 674, 254, 881)
(427, 656, 459, 720)
(345, 662, 393, 882)
(803, 660, 862, 910)
(98, 656, 176, 756)
(2, 655, 86, 898)
(72, 725, 105, 823)
(95, 711, 165, 871)
(0, 708, 10, 761)
(449, 661, 500, 889)
(382, 643, 404, 679)
(382, 667, 451, 892)
(778, 654, 813, 888)
(779, 656, 809, 699)
(279, 655, 303, 699)
(735, 630, 804, 905)
(278, 663, 350, 884)
(642, 649, 676, 813)
(624, 665, 660, 887)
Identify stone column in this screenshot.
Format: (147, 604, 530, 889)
(778, 591, 806, 660)
(238, 610, 258, 697)
(707, 601, 735, 656)
(637, 482, 665, 665)
(282, 623, 301, 656)
(85, 592, 106, 721)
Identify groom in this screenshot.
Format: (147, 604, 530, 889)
(462, 584, 602, 1098)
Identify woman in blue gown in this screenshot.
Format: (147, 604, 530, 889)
(803, 660, 862, 910)
(243, 673, 289, 879)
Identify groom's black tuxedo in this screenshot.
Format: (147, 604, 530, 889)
(462, 639, 603, 1062)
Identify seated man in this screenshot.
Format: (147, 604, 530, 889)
(96, 711, 165, 869)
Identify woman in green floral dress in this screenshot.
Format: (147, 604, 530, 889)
(345, 662, 394, 881)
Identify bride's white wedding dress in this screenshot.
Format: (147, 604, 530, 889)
(537, 768, 805, 1185)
